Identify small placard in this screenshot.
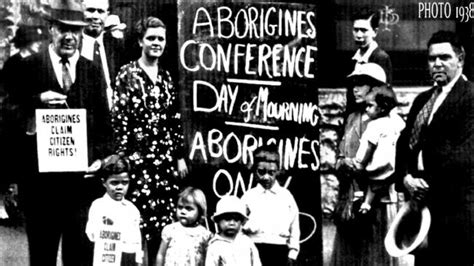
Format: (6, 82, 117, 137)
(93, 225, 123, 266)
(36, 109, 88, 172)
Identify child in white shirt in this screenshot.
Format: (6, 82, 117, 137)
(241, 144, 300, 266)
(86, 154, 142, 265)
(351, 86, 405, 213)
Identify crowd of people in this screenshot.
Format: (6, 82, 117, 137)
(0, 1, 301, 266)
(0, 0, 473, 265)
(331, 8, 474, 266)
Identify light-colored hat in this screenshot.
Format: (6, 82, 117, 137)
(384, 201, 431, 257)
(347, 63, 387, 84)
(43, 0, 88, 27)
(212, 195, 248, 221)
(105, 15, 126, 31)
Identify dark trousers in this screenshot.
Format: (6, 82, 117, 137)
(22, 170, 102, 266)
(121, 252, 137, 266)
(255, 243, 289, 266)
(144, 237, 161, 266)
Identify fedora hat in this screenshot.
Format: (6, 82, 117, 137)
(347, 63, 387, 84)
(384, 201, 431, 257)
(43, 0, 88, 27)
(105, 15, 127, 31)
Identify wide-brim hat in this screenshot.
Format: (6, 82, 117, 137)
(12, 24, 49, 47)
(212, 195, 248, 222)
(347, 62, 387, 84)
(384, 201, 431, 257)
(43, 0, 88, 27)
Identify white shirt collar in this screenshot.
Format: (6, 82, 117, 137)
(255, 182, 282, 194)
(103, 192, 126, 206)
(49, 44, 80, 65)
(352, 41, 378, 63)
(436, 71, 463, 93)
(81, 32, 104, 61)
(49, 44, 79, 86)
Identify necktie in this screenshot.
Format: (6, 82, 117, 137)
(409, 86, 442, 150)
(61, 58, 72, 92)
(93, 40, 102, 66)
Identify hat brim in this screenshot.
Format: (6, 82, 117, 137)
(106, 23, 126, 31)
(50, 18, 88, 27)
(384, 201, 431, 257)
(212, 212, 248, 222)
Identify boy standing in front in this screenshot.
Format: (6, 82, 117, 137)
(242, 144, 300, 266)
(86, 154, 143, 265)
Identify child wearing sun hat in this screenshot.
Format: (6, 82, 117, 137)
(205, 195, 261, 266)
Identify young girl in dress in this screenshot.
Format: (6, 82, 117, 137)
(156, 187, 213, 266)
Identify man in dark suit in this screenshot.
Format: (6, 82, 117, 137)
(81, 0, 126, 109)
(351, 9, 392, 84)
(17, 0, 112, 265)
(396, 30, 474, 266)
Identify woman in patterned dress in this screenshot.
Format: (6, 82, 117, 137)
(111, 16, 188, 265)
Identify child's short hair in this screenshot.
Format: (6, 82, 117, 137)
(98, 154, 130, 181)
(368, 85, 398, 116)
(179, 187, 208, 222)
(253, 144, 280, 170)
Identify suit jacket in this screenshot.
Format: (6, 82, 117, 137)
(19, 49, 113, 164)
(396, 76, 474, 265)
(367, 46, 392, 84)
(102, 31, 128, 84)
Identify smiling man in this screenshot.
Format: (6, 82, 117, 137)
(396, 30, 474, 266)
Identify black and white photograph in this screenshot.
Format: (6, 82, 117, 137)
(0, 0, 472, 265)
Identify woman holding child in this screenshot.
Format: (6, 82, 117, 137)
(111, 16, 188, 265)
(331, 63, 402, 266)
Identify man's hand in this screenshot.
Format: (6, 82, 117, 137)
(403, 174, 429, 201)
(84, 159, 102, 178)
(40, 90, 67, 106)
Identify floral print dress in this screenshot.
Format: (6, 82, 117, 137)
(112, 61, 184, 240)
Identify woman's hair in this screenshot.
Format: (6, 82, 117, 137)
(367, 85, 398, 116)
(135, 16, 166, 39)
(178, 187, 208, 222)
(98, 154, 130, 181)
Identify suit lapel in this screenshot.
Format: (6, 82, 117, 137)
(43, 50, 63, 93)
(429, 77, 467, 126)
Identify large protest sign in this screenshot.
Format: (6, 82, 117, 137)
(35, 109, 88, 173)
(178, 0, 321, 264)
